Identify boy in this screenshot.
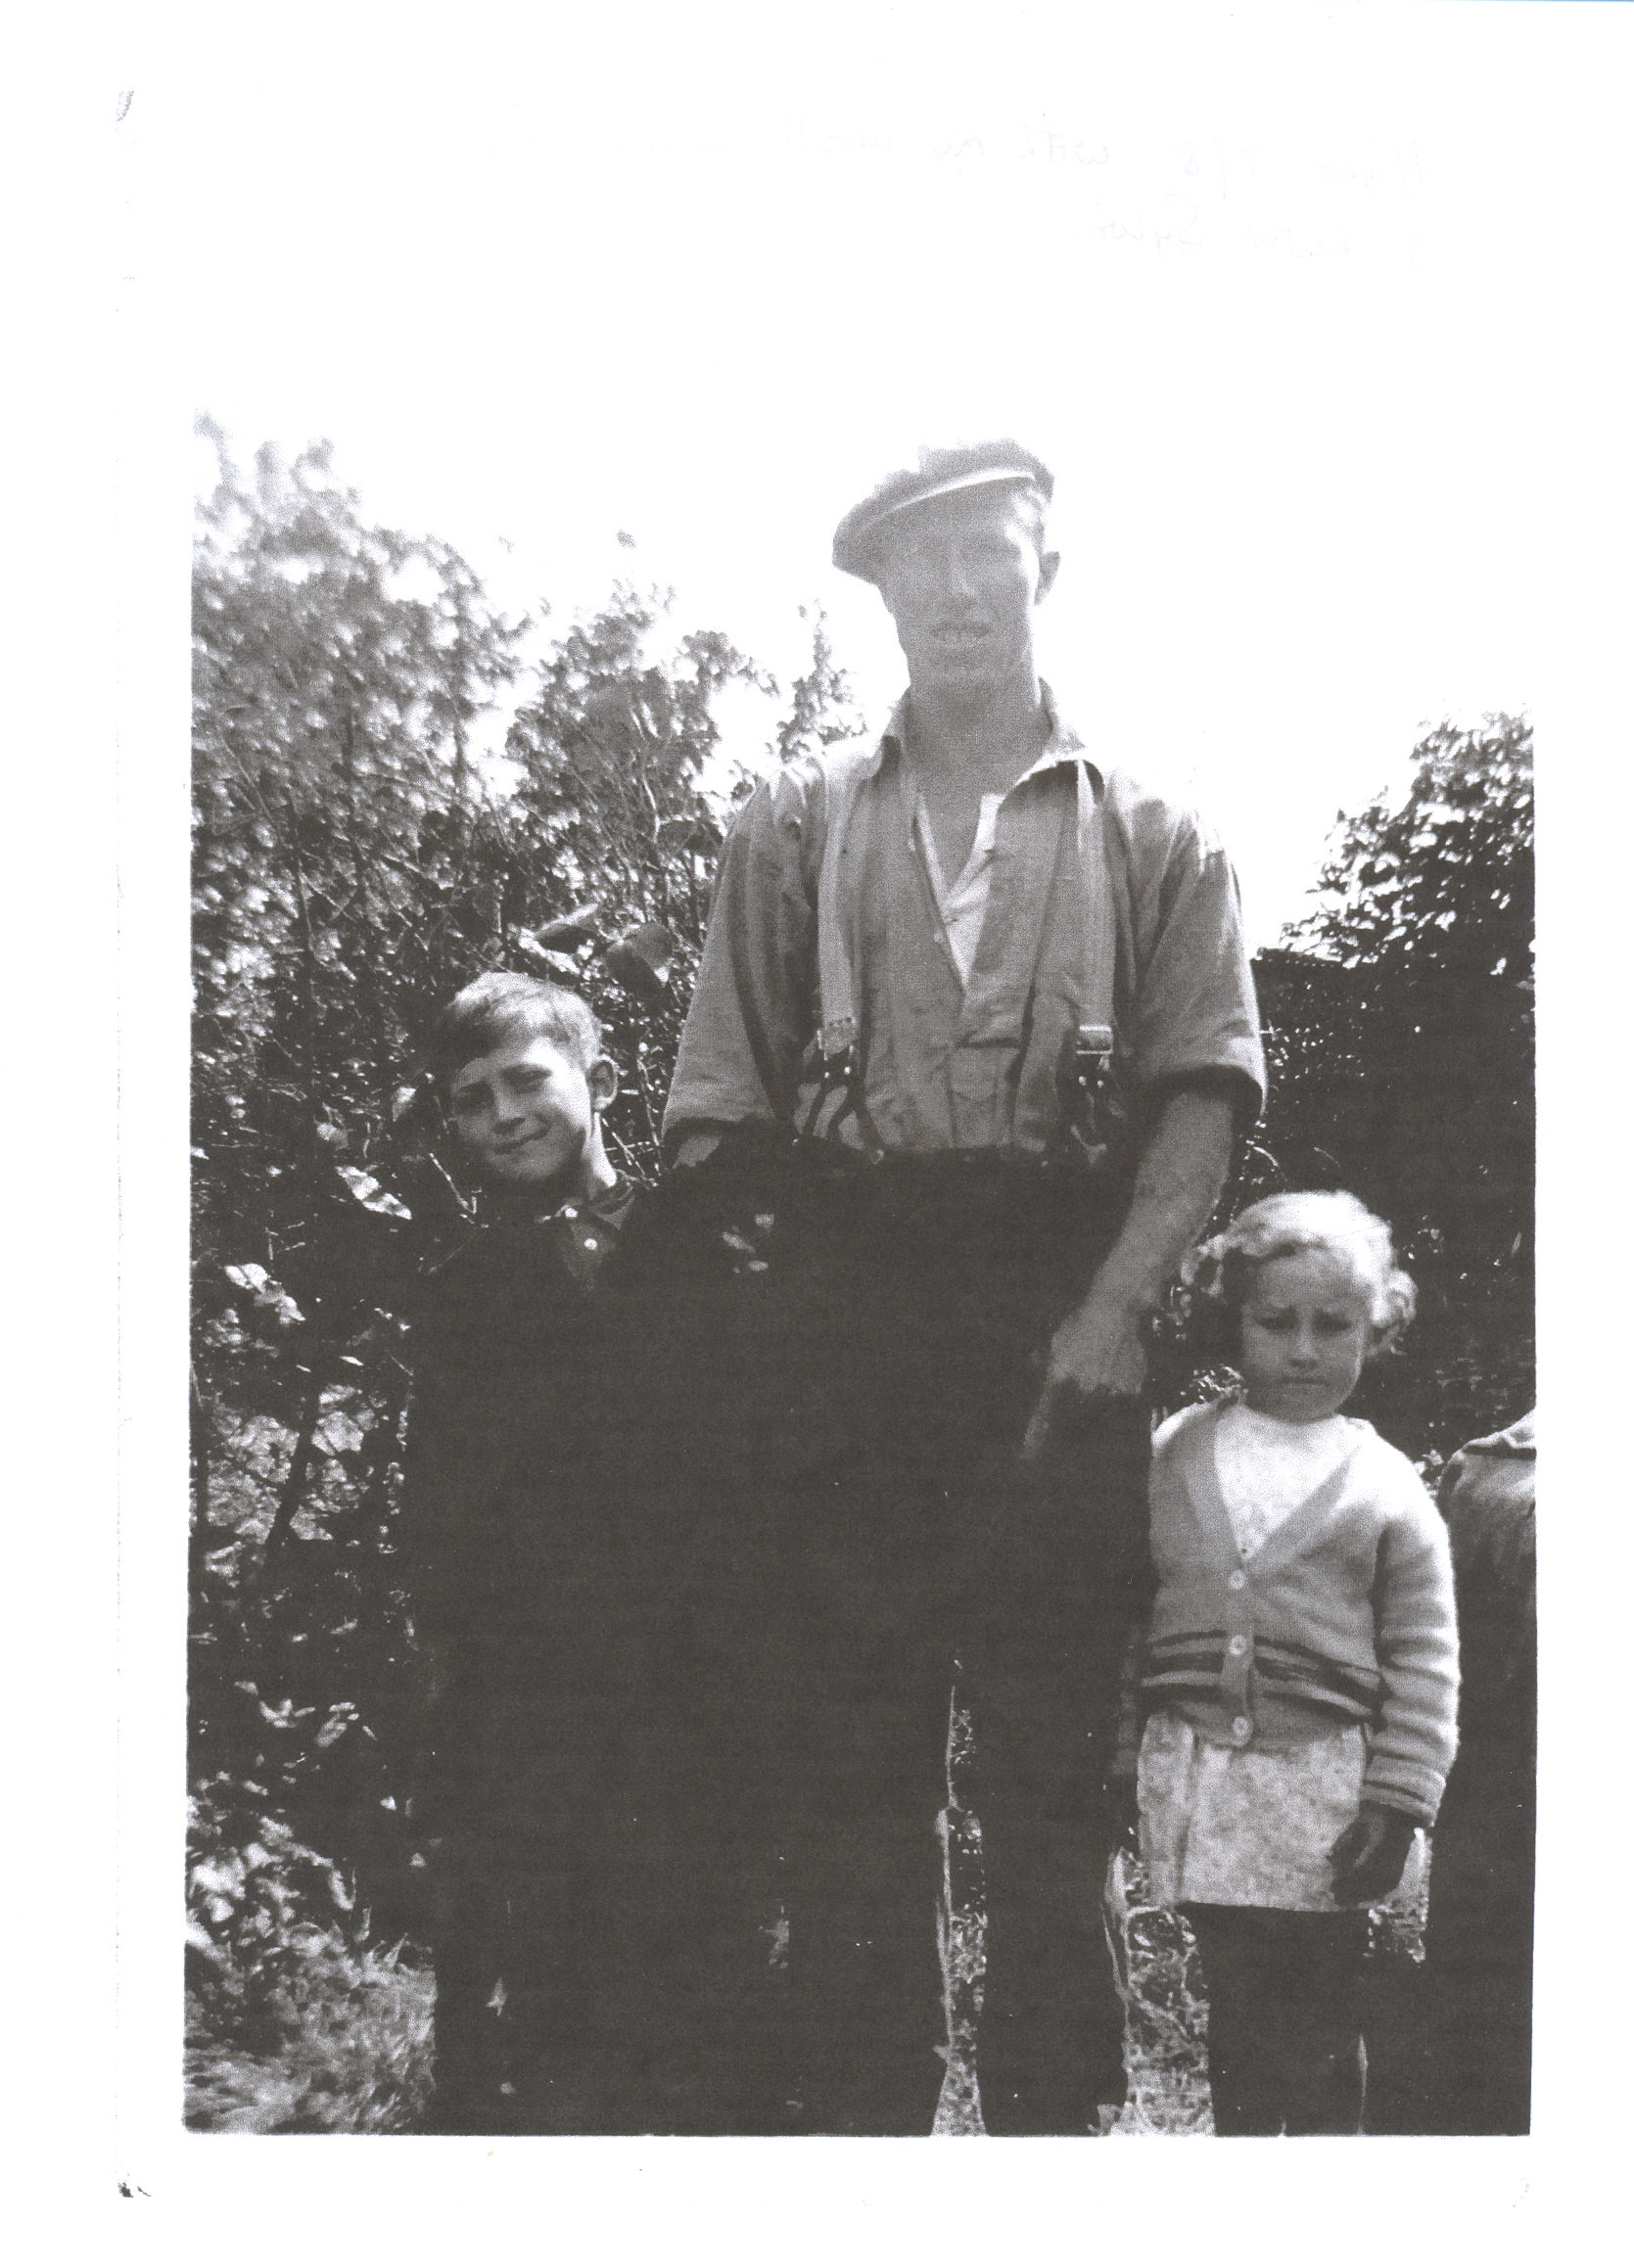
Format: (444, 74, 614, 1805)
(401, 971, 642, 2133)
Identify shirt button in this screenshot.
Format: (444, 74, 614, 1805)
(1228, 1635, 1247, 1656)
(583, 1235, 598, 1250)
(1232, 1716, 1252, 1740)
(1227, 1570, 1246, 1591)
(561, 1206, 578, 1220)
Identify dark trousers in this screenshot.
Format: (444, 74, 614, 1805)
(620, 1165, 1149, 2134)
(961, 1390, 1145, 2134)
(424, 1846, 623, 2134)
(1419, 1763, 1534, 2133)
(416, 1609, 670, 2134)
(1186, 1906, 1371, 2136)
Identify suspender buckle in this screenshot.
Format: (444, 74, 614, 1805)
(1057, 1022, 1125, 1174)
(797, 1018, 886, 1164)
(818, 1015, 859, 1074)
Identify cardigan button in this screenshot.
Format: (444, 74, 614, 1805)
(1227, 1635, 1247, 1656)
(1227, 1570, 1246, 1591)
(1231, 1716, 1252, 1741)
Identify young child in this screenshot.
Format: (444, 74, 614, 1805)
(401, 971, 642, 2134)
(1136, 1190, 1459, 2136)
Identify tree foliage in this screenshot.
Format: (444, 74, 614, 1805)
(1242, 716, 1534, 1458)
(1297, 716, 1532, 994)
(191, 427, 533, 1926)
(770, 603, 864, 768)
(500, 591, 770, 1159)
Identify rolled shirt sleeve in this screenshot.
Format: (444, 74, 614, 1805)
(1101, 779, 1265, 1125)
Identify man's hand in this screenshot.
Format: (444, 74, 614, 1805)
(1329, 1801, 1418, 1905)
(1021, 1288, 1148, 1460)
(1020, 1088, 1237, 1462)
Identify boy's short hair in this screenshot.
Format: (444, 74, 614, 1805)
(1183, 1189, 1418, 1361)
(427, 970, 604, 1088)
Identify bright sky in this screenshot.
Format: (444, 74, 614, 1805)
(119, 0, 1623, 951)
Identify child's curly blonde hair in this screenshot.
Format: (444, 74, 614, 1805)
(1181, 1190, 1418, 1363)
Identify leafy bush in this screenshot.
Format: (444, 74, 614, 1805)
(185, 1772, 435, 2134)
(1261, 716, 1534, 1463)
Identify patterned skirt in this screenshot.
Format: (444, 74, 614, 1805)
(1138, 1708, 1425, 1913)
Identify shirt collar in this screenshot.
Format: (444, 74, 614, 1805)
(473, 1169, 634, 1234)
(876, 680, 1098, 794)
(543, 1171, 633, 1230)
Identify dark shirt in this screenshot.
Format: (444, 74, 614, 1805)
(401, 1175, 637, 1647)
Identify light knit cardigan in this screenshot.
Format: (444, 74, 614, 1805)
(1141, 1402, 1460, 1823)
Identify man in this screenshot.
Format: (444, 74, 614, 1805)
(658, 442, 1265, 2133)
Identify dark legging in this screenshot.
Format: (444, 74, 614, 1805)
(1186, 1905, 1371, 2136)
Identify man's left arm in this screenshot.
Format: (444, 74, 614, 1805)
(1022, 789, 1266, 1451)
(1023, 1084, 1236, 1457)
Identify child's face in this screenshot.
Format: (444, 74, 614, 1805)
(448, 1029, 609, 1194)
(1237, 1248, 1375, 1423)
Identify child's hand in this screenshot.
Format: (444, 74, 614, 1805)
(1329, 1801, 1417, 1905)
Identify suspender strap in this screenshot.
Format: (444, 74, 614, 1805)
(816, 757, 864, 1065)
(806, 752, 886, 1157)
(1074, 759, 1117, 1042)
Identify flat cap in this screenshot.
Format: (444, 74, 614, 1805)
(832, 440, 1053, 585)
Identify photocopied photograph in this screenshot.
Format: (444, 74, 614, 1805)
(94, 0, 1625, 2254)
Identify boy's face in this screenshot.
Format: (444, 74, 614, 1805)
(448, 1028, 613, 1193)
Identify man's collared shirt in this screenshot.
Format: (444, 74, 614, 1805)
(664, 686, 1265, 1159)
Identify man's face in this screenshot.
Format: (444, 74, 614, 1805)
(876, 487, 1059, 695)
(448, 1029, 609, 1192)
